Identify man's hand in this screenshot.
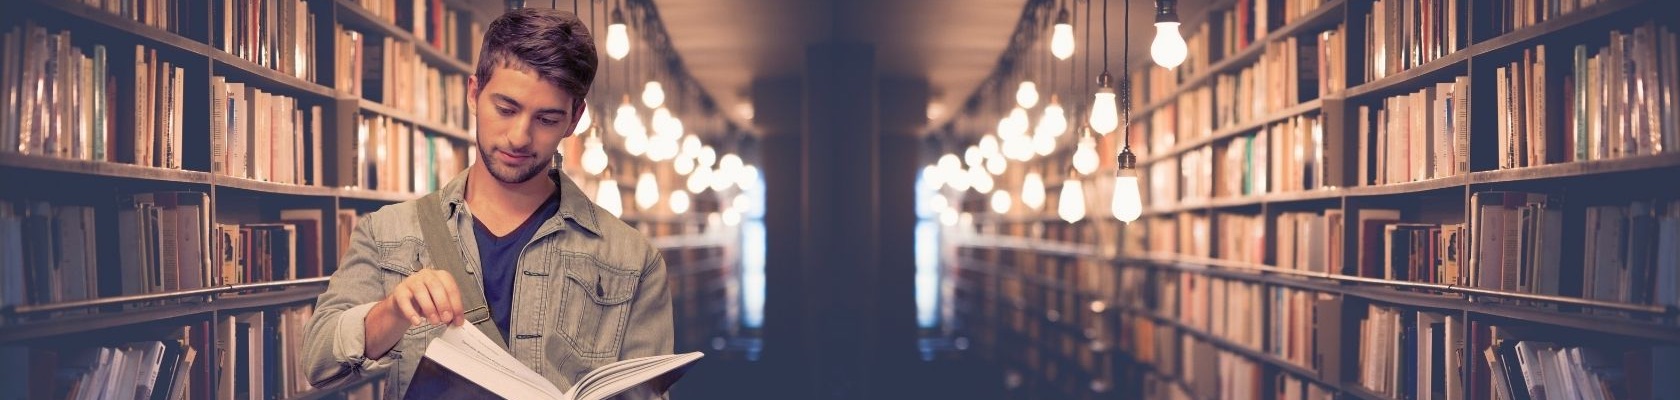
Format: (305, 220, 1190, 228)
(365, 269, 465, 359)
(385, 269, 466, 327)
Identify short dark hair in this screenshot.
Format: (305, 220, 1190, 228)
(474, 8, 597, 105)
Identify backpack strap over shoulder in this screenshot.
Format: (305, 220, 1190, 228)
(415, 192, 507, 349)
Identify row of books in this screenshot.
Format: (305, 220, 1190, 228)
(349, 0, 477, 59)
(1496, 46, 1549, 169)
(0, 195, 362, 311)
(1173, 86, 1216, 148)
(214, 304, 316, 399)
(1357, 75, 1470, 185)
(1356, 304, 1463, 398)
(337, 26, 472, 130)
(1364, 0, 1467, 81)
(351, 113, 467, 193)
(1275, 209, 1344, 275)
(1213, 213, 1264, 265)
(1212, 35, 1317, 127)
(1170, 273, 1265, 354)
(214, 0, 316, 81)
(75, 0, 188, 35)
(1123, 312, 1335, 400)
(1, 323, 204, 400)
(1, 23, 120, 163)
(1486, 0, 1609, 38)
(1268, 287, 1341, 379)
(1560, 23, 1678, 164)
(211, 77, 326, 186)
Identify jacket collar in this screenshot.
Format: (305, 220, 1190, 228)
(436, 163, 602, 236)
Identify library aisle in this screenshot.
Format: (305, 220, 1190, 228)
(2, 0, 1677, 399)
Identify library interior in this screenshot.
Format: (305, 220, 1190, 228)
(2, 0, 1678, 398)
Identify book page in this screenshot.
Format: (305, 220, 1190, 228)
(423, 325, 565, 400)
(569, 352, 704, 400)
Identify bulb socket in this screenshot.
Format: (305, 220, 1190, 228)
(1155, 0, 1180, 24)
(1096, 71, 1113, 90)
(611, 7, 626, 25)
(1116, 148, 1137, 172)
(1056, 7, 1071, 25)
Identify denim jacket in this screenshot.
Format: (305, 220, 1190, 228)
(301, 166, 673, 399)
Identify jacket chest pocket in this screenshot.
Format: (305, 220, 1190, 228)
(554, 252, 639, 359)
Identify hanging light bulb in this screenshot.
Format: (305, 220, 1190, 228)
(1051, 6, 1075, 60)
(979, 134, 1000, 157)
(1111, 150, 1142, 222)
(737, 165, 760, 191)
(1089, 73, 1119, 135)
(710, 167, 734, 192)
(674, 153, 696, 175)
(939, 208, 959, 226)
(1033, 130, 1056, 156)
(635, 171, 659, 210)
(985, 154, 1008, 175)
(1022, 172, 1046, 210)
(641, 81, 665, 108)
(597, 178, 623, 217)
(1072, 131, 1099, 175)
(1058, 177, 1086, 223)
(613, 96, 643, 138)
(623, 128, 647, 156)
(947, 165, 972, 192)
(573, 102, 593, 134)
(606, 6, 630, 60)
(937, 154, 962, 185)
(1036, 96, 1068, 138)
(681, 135, 702, 157)
(1151, 0, 1187, 70)
(669, 190, 690, 214)
(970, 167, 994, 194)
(1003, 134, 1034, 161)
(718, 154, 744, 179)
(922, 164, 945, 190)
(581, 133, 609, 175)
(964, 145, 983, 169)
(687, 164, 712, 193)
(1016, 81, 1039, 108)
(1006, 107, 1031, 138)
(647, 109, 681, 161)
(991, 190, 1013, 214)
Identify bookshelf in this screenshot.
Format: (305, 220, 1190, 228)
(951, 0, 1680, 398)
(0, 0, 496, 398)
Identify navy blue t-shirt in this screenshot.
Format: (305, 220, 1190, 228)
(472, 194, 560, 341)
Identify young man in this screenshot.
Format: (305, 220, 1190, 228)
(301, 8, 672, 398)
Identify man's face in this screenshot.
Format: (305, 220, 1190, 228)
(469, 66, 582, 184)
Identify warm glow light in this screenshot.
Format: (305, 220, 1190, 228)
(1036, 98, 1068, 138)
(985, 154, 1008, 176)
(710, 167, 733, 192)
(641, 81, 665, 108)
(597, 178, 623, 217)
(922, 164, 945, 189)
(990, 190, 1013, 214)
(606, 10, 630, 60)
(651, 108, 683, 139)
(737, 165, 760, 191)
(1058, 179, 1086, 223)
(674, 154, 696, 175)
(681, 135, 702, 157)
(722, 209, 742, 226)
(964, 146, 983, 169)
(623, 129, 647, 156)
(1033, 131, 1056, 156)
(1016, 81, 1039, 108)
(697, 146, 717, 168)
(1151, 22, 1188, 70)
(1004, 107, 1031, 138)
(718, 154, 744, 180)
(1111, 169, 1143, 222)
(970, 168, 994, 193)
(669, 190, 690, 214)
(1021, 172, 1045, 210)
(635, 172, 659, 210)
(1089, 86, 1118, 135)
(687, 165, 712, 193)
(1002, 134, 1034, 161)
(613, 98, 644, 138)
(940, 208, 959, 226)
(573, 103, 592, 134)
(1072, 134, 1099, 175)
(581, 134, 609, 175)
(1051, 19, 1075, 60)
(979, 135, 1000, 157)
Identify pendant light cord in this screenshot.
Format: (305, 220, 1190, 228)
(1121, 0, 1131, 151)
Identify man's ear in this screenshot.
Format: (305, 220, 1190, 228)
(562, 98, 587, 140)
(466, 75, 481, 113)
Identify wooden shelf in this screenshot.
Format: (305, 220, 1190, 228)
(0, 281, 328, 343)
(333, 0, 475, 75)
(337, 187, 424, 203)
(954, 235, 1098, 259)
(0, 153, 212, 186)
(1139, 99, 1324, 166)
(22, 0, 216, 59)
(1115, 304, 1341, 394)
(213, 175, 342, 198)
(1469, 153, 1680, 185)
(210, 52, 338, 99)
(1132, 0, 1347, 118)
(355, 98, 475, 141)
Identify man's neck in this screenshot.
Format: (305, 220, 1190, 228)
(464, 162, 557, 225)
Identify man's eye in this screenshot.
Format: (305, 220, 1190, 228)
(497, 107, 516, 116)
(539, 118, 562, 126)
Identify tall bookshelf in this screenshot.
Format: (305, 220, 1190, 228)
(954, 0, 1680, 398)
(0, 0, 472, 398)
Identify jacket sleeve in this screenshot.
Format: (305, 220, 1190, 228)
(300, 214, 398, 388)
(615, 245, 676, 399)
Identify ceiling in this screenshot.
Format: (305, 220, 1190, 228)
(472, 0, 1212, 136)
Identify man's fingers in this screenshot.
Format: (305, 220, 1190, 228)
(392, 287, 423, 326)
(433, 271, 465, 326)
(422, 278, 457, 325)
(410, 282, 440, 325)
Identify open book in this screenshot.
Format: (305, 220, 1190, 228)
(423, 325, 702, 400)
